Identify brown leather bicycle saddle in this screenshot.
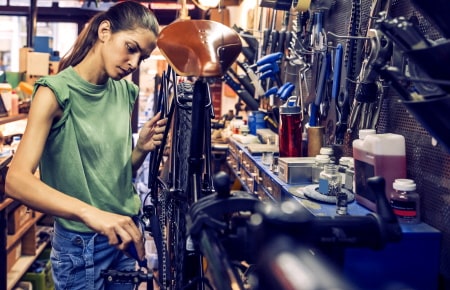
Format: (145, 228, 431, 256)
(157, 19, 242, 77)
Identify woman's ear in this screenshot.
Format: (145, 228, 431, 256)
(98, 20, 111, 42)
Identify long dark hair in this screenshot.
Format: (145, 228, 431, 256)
(59, 1, 159, 72)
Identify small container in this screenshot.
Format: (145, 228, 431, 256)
(262, 151, 274, 166)
(390, 179, 420, 224)
(312, 154, 330, 183)
(10, 135, 21, 154)
(320, 146, 335, 164)
(279, 96, 302, 157)
(353, 131, 406, 211)
(344, 158, 355, 192)
(231, 116, 244, 134)
(318, 164, 342, 196)
(240, 125, 250, 136)
(338, 156, 351, 185)
(10, 91, 19, 116)
(336, 191, 348, 215)
(278, 157, 316, 184)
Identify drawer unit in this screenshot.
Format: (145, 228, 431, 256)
(240, 154, 255, 193)
(259, 170, 282, 201)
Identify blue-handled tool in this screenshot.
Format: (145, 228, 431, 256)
(256, 52, 283, 66)
(277, 82, 295, 101)
(326, 43, 343, 144)
(309, 51, 328, 126)
(258, 62, 280, 74)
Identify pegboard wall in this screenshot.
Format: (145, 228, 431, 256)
(285, 0, 450, 288)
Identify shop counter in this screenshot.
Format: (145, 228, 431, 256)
(227, 137, 441, 290)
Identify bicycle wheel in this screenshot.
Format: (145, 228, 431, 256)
(159, 82, 193, 290)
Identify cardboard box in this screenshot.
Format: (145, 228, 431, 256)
(7, 240, 22, 273)
(14, 281, 33, 290)
(23, 249, 54, 290)
(8, 204, 33, 234)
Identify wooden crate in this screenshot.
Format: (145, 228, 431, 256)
(8, 204, 34, 235)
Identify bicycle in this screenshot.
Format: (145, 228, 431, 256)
(142, 19, 245, 290)
(101, 18, 404, 290)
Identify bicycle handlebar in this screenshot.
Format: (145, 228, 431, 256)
(187, 175, 402, 290)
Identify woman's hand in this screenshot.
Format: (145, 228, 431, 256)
(136, 112, 168, 153)
(81, 207, 146, 260)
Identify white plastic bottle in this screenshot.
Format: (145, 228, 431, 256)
(390, 179, 420, 224)
(353, 130, 406, 211)
(10, 135, 21, 154)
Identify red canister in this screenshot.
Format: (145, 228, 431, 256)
(279, 97, 302, 157)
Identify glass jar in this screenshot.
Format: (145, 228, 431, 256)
(390, 179, 420, 224)
(338, 156, 350, 185)
(320, 146, 335, 164)
(318, 164, 342, 196)
(312, 154, 331, 183)
(344, 157, 355, 192)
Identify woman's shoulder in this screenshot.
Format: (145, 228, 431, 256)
(110, 78, 139, 97)
(34, 67, 76, 104)
(36, 67, 74, 87)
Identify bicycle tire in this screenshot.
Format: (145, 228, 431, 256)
(152, 80, 193, 290)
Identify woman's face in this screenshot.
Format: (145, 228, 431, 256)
(103, 28, 157, 80)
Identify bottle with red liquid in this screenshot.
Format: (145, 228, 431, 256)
(279, 97, 302, 157)
(353, 130, 406, 212)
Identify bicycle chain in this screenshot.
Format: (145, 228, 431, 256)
(158, 189, 169, 289)
(345, 0, 362, 85)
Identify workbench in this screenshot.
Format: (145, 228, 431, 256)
(227, 137, 441, 290)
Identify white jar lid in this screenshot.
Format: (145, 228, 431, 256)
(320, 147, 334, 155)
(393, 179, 416, 191)
(359, 129, 376, 139)
(315, 154, 330, 163)
(339, 156, 351, 165)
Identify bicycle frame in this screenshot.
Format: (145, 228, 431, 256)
(142, 19, 244, 290)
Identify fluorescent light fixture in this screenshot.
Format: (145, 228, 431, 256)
(149, 2, 196, 10)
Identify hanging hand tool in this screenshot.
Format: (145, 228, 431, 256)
(264, 86, 279, 109)
(232, 25, 259, 63)
(277, 82, 296, 102)
(227, 67, 255, 98)
(223, 72, 259, 111)
(347, 27, 392, 132)
(261, 8, 272, 56)
(308, 11, 326, 105)
(347, 0, 392, 133)
(276, 10, 291, 54)
(324, 43, 343, 145)
(237, 61, 265, 99)
(335, 0, 361, 144)
(310, 10, 326, 52)
(269, 10, 280, 54)
(257, 52, 284, 86)
(309, 50, 329, 126)
(262, 9, 279, 56)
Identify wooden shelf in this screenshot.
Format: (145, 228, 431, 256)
(0, 198, 13, 211)
(7, 238, 50, 290)
(6, 211, 44, 251)
(0, 114, 27, 126)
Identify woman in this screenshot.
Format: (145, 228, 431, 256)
(5, 1, 166, 289)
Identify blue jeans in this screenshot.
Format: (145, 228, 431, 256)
(51, 222, 137, 290)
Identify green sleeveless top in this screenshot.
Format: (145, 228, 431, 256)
(35, 66, 141, 233)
